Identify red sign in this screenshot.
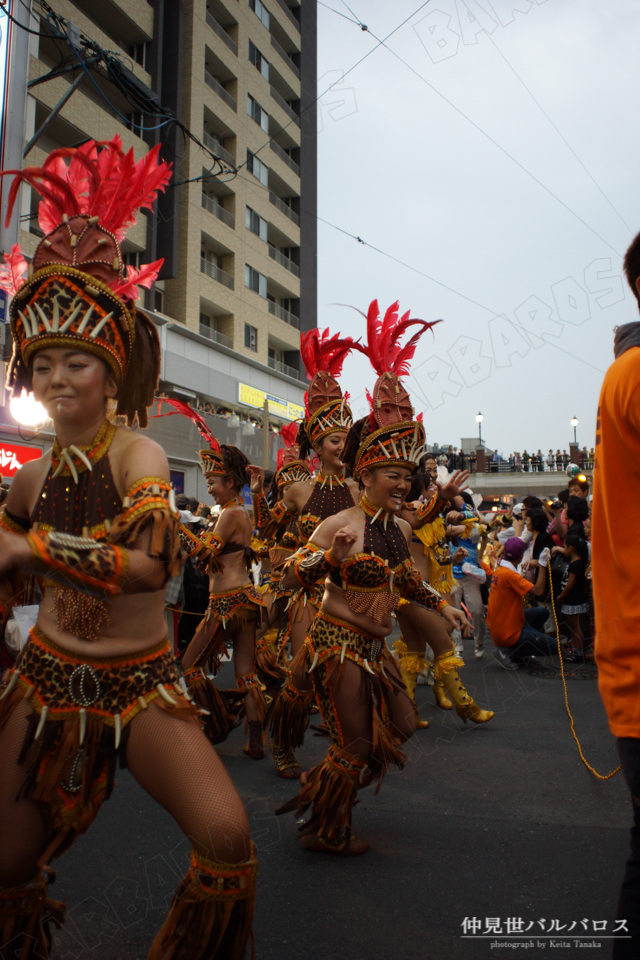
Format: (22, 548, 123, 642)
(0, 441, 42, 479)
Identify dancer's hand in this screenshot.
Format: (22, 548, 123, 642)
(451, 547, 468, 565)
(246, 465, 264, 493)
(330, 525, 358, 561)
(446, 510, 464, 524)
(441, 605, 471, 638)
(437, 470, 470, 502)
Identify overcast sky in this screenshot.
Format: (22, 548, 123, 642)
(315, 0, 639, 455)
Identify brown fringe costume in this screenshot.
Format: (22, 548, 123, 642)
(0, 426, 258, 959)
(182, 584, 267, 743)
(0, 628, 199, 868)
(276, 613, 408, 848)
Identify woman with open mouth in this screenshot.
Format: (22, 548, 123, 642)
(274, 300, 480, 855)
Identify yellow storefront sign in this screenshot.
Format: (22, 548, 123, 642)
(238, 383, 304, 423)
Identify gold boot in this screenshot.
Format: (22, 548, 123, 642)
(433, 646, 494, 724)
(392, 639, 429, 729)
(433, 675, 453, 710)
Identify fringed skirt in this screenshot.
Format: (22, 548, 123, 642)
(0, 626, 199, 869)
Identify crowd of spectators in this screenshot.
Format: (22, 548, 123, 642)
(411, 456, 593, 669)
(438, 445, 595, 473)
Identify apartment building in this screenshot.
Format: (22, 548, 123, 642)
(0, 0, 318, 495)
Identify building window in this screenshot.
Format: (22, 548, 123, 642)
(247, 95, 269, 133)
(246, 206, 268, 241)
(245, 323, 258, 352)
(123, 251, 141, 268)
(154, 289, 164, 313)
(249, 0, 270, 30)
(245, 264, 267, 299)
(248, 41, 270, 81)
(129, 43, 147, 68)
(247, 151, 268, 187)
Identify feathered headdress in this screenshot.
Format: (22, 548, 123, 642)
(274, 419, 310, 488)
(351, 299, 440, 478)
(3, 136, 170, 407)
(300, 327, 363, 447)
(155, 398, 225, 477)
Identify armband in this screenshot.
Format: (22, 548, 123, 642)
(107, 477, 182, 581)
(179, 525, 224, 574)
(399, 565, 444, 612)
(292, 544, 338, 587)
(26, 530, 129, 599)
(252, 493, 293, 537)
(0, 509, 30, 536)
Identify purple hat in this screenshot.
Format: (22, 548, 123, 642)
(503, 537, 527, 563)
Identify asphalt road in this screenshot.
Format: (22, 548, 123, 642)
(48, 637, 630, 960)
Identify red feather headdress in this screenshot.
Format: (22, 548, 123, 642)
(273, 418, 311, 488)
(154, 398, 226, 477)
(299, 327, 363, 445)
(350, 299, 441, 478)
(5, 136, 172, 391)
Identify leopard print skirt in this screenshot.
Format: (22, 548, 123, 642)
(0, 627, 199, 867)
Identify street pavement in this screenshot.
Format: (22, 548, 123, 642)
(49, 638, 630, 960)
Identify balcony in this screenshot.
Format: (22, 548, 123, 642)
(269, 356, 299, 379)
(199, 323, 233, 348)
(270, 86, 300, 126)
(268, 243, 299, 277)
(269, 140, 299, 176)
(206, 10, 238, 55)
(202, 192, 235, 229)
(273, 0, 300, 32)
(270, 35, 300, 79)
(268, 299, 300, 329)
(200, 257, 234, 289)
(269, 191, 299, 226)
(203, 131, 235, 168)
(205, 70, 237, 112)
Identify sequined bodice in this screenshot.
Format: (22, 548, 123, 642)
(31, 422, 122, 538)
(298, 475, 354, 543)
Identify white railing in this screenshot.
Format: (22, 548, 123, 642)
(269, 191, 299, 226)
(199, 324, 233, 348)
(201, 192, 235, 229)
(268, 356, 299, 379)
(206, 11, 238, 55)
(269, 85, 299, 125)
(269, 139, 299, 175)
(202, 130, 235, 167)
(204, 70, 237, 112)
(268, 243, 299, 277)
(200, 257, 234, 289)
(270, 35, 300, 78)
(268, 299, 300, 328)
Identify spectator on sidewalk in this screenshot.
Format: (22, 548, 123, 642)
(482, 537, 555, 670)
(450, 492, 490, 659)
(546, 449, 556, 471)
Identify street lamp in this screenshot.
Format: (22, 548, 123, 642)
(571, 416, 578, 444)
(476, 412, 483, 444)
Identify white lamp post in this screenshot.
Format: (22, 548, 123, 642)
(476, 412, 483, 444)
(571, 416, 578, 444)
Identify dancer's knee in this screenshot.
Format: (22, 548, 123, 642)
(196, 812, 252, 865)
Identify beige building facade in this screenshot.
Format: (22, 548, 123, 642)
(12, 0, 317, 424)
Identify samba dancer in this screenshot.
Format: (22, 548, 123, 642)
(276, 300, 474, 854)
(248, 328, 361, 778)
(0, 140, 256, 959)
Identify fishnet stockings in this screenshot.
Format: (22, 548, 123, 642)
(0, 700, 251, 890)
(397, 604, 452, 656)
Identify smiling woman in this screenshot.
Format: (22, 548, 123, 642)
(272, 300, 484, 856)
(0, 138, 256, 960)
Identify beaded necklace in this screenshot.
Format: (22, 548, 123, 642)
(359, 494, 410, 567)
(50, 419, 116, 482)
